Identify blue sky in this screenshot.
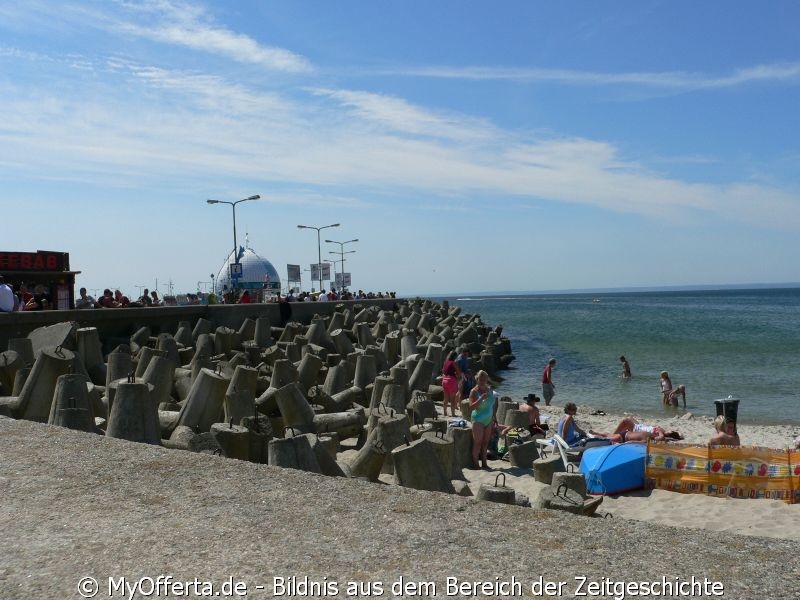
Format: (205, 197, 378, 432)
(2, 1, 799, 297)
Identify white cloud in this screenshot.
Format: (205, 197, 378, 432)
(377, 62, 800, 91)
(113, 0, 313, 73)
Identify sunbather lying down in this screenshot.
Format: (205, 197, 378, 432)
(590, 417, 683, 443)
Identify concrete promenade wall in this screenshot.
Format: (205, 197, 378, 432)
(0, 299, 400, 353)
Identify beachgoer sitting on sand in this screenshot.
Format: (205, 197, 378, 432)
(557, 402, 587, 447)
(518, 393, 548, 436)
(660, 371, 686, 407)
(709, 415, 740, 447)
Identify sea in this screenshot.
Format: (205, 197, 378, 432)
(436, 287, 800, 426)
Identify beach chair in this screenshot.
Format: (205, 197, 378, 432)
(538, 434, 610, 465)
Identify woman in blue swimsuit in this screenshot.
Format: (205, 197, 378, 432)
(469, 370, 496, 469)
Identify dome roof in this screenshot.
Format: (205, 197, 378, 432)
(216, 244, 281, 292)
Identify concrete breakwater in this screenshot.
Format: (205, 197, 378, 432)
(0, 298, 519, 498)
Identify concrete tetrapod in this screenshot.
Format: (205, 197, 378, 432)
(391, 436, 455, 494)
(326, 311, 346, 334)
(191, 317, 214, 341)
(379, 383, 407, 416)
(0, 350, 23, 395)
(408, 358, 434, 394)
(374, 412, 412, 474)
(106, 378, 161, 445)
(174, 324, 194, 349)
(103, 346, 134, 389)
(275, 382, 316, 434)
(388, 365, 410, 403)
(400, 333, 418, 362)
(76, 327, 106, 385)
(8, 338, 35, 367)
(330, 329, 355, 357)
(381, 332, 401, 366)
(175, 367, 230, 433)
(363, 345, 389, 375)
(106, 377, 154, 420)
(476, 473, 516, 505)
(253, 317, 273, 348)
(354, 322, 377, 349)
(321, 360, 350, 397)
(133, 346, 163, 379)
(130, 326, 151, 352)
(296, 352, 324, 394)
(507, 440, 540, 468)
(343, 428, 386, 482)
(2, 346, 76, 422)
(227, 365, 259, 398)
(268, 434, 321, 473)
(353, 353, 377, 393)
(210, 422, 251, 460)
(305, 321, 337, 354)
(48, 373, 95, 433)
(448, 426, 474, 475)
(313, 406, 366, 442)
(255, 359, 298, 415)
(420, 429, 457, 480)
(141, 355, 176, 409)
(238, 318, 256, 342)
(11, 367, 31, 397)
(157, 334, 181, 368)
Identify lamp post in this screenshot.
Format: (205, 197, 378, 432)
(297, 223, 340, 293)
(325, 238, 358, 289)
(207, 195, 260, 289)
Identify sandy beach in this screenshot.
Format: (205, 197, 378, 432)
(452, 401, 800, 541)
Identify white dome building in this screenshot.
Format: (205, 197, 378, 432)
(215, 241, 281, 295)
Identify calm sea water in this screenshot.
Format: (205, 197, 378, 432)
(437, 288, 800, 425)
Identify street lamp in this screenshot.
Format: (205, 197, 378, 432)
(325, 238, 358, 289)
(297, 223, 340, 293)
(207, 194, 260, 288)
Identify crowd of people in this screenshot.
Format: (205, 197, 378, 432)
(0, 278, 55, 312)
(436, 346, 742, 472)
(0, 278, 397, 312)
(77, 287, 164, 309)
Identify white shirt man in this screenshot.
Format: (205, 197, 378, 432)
(0, 277, 18, 312)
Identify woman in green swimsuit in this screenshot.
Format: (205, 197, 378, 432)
(469, 370, 497, 469)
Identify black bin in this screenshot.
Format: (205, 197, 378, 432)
(714, 397, 739, 425)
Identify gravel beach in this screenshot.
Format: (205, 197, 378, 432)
(2, 416, 798, 598)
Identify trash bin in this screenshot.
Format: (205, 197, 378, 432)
(714, 396, 739, 429)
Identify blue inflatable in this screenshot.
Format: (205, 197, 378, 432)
(579, 443, 647, 495)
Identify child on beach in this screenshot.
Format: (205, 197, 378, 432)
(709, 416, 740, 447)
(660, 371, 686, 407)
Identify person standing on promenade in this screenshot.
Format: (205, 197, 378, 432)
(541, 358, 557, 406)
(0, 276, 18, 312)
(620, 355, 631, 379)
(75, 287, 95, 309)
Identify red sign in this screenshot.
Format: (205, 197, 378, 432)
(0, 251, 67, 272)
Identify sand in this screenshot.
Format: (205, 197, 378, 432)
(4, 415, 800, 597)
(456, 401, 800, 541)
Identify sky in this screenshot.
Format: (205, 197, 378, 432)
(2, 1, 799, 297)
